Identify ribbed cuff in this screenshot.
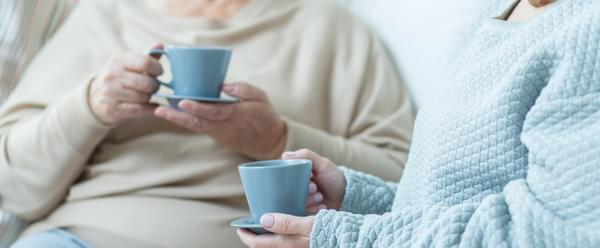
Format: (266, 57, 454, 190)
(339, 167, 395, 214)
(310, 209, 362, 248)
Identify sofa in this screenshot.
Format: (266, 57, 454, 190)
(0, 0, 502, 246)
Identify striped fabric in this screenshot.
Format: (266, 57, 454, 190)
(0, 0, 75, 106)
(0, 0, 75, 247)
(0, 211, 24, 248)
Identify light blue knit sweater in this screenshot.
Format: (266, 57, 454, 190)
(310, 1, 600, 247)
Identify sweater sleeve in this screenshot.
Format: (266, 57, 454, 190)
(0, 4, 112, 221)
(337, 167, 397, 215)
(309, 21, 600, 248)
(284, 27, 414, 182)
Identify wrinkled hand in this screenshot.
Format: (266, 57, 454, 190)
(154, 83, 286, 160)
(89, 44, 163, 124)
(284, 149, 346, 213)
(237, 214, 314, 248)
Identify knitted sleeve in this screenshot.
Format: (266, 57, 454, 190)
(337, 167, 397, 215)
(309, 13, 600, 248)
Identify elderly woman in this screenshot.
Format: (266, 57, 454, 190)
(0, 0, 414, 247)
(237, 0, 600, 247)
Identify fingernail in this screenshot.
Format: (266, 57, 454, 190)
(309, 183, 317, 193)
(260, 214, 274, 228)
(223, 84, 234, 91)
(223, 84, 237, 94)
(313, 193, 323, 203)
(283, 151, 297, 158)
(179, 101, 191, 109)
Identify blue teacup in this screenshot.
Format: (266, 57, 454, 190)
(239, 160, 313, 224)
(149, 45, 232, 99)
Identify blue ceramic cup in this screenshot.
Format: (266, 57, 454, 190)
(149, 45, 232, 98)
(239, 160, 313, 224)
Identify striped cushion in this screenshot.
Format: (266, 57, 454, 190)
(0, 212, 24, 248)
(0, 0, 75, 106)
(0, 0, 75, 247)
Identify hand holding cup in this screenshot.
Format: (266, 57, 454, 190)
(89, 44, 163, 124)
(282, 149, 346, 214)
(155, 83, 287, 160)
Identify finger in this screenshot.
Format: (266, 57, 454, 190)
(282, 149, 323, 171)
(260, 214, 312, 236)
(178, 100, 235, 121)
(222, 82, 267, 101)
(306, 192, 323, 206)
(149, 43, 164, 60)
(121, 54, 163, 76)
(108, 87, 151, 103)
(236, 229, 258, 247)
(282, 149, 320, 161)
(154, 106, 209, 132)
(237, 229, 303, 248)
(309, 182, 317, 194)
(120, 71, 159, 93)
(115, 103, 158, 119)
(306, 204, 327, 215)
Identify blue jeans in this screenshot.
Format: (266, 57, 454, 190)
(10, 229, 91, 248)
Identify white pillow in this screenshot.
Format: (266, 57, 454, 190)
(340, 0, 508, 108)
(0, 0, 76, 106)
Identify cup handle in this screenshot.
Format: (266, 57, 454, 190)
(148, 49, 173, 90)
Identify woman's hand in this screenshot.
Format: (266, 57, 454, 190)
(237, 214, 314, 248)
(283, 149, 346, 213)
(89, 45, 163, 125)
(154, 83, 286, 160)
(236, 150, 344, 247)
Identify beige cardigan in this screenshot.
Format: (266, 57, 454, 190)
(0, 0, 413, 246)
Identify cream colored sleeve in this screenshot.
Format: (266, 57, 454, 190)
(0, 4, 112, 221)
(285, 33, 414, 181)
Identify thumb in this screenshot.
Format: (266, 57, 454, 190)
(222, 82, 268, 101)
(260, 213, 313, 236)
(283, 149, 323, 173)
(283, 149, 321, 161)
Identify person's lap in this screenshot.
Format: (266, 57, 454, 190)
(11, 229, 91, 248)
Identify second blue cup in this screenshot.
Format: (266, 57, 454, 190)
(239, 160, 313, 224)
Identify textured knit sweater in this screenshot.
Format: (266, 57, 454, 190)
(0, 0, 413, 246)
(311, 0, 600, 247)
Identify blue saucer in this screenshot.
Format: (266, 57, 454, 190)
(155, 93, 240, 108)
(230, 216, 269, 234)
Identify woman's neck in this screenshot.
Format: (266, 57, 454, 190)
(145, 0, 249, 19)
(507, 0, 555, 21)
